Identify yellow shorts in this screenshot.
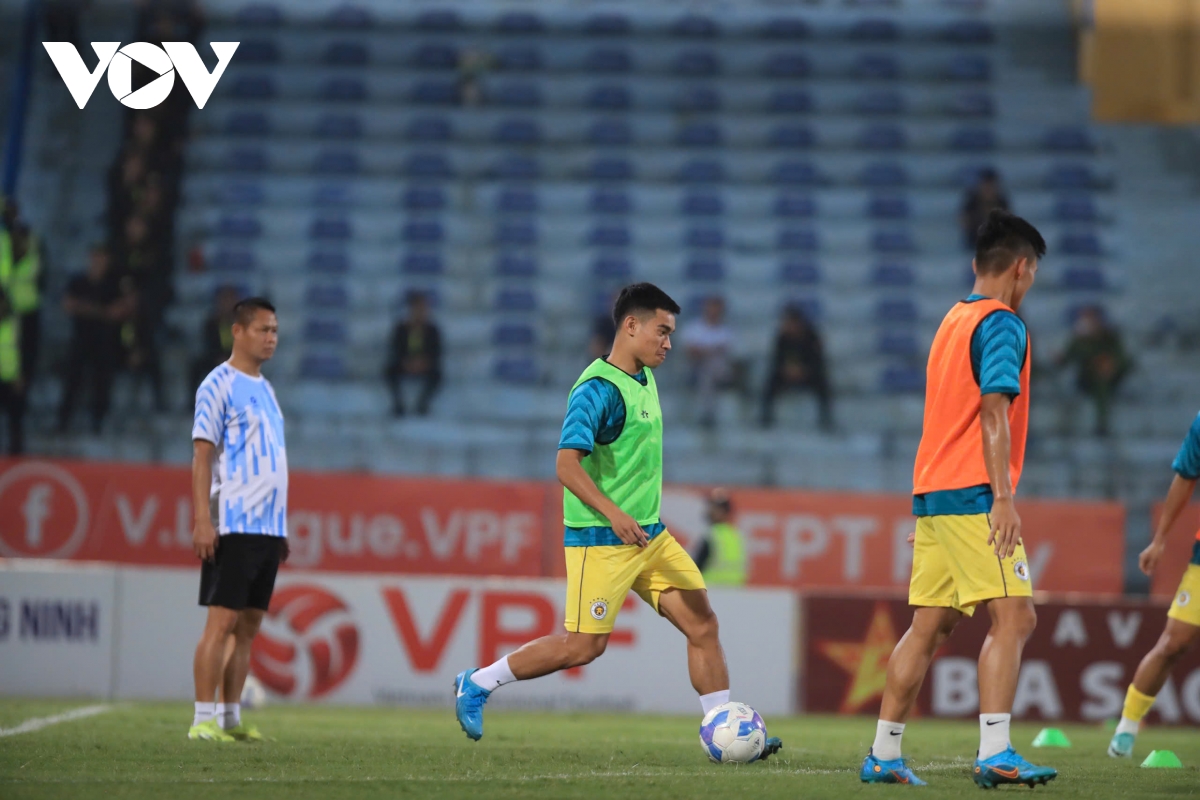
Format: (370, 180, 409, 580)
(563, 531, 706, 634)
(909, 513, 1033, 614)
(1167, 564, 1200, 627)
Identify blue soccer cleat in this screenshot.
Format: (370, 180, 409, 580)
(759, 736, 784, 762)
(972, 747, 1057, 789)
(453, 669, 491, 741)
(860, 749, 928, 785)
(1107, 731, 1135, 759)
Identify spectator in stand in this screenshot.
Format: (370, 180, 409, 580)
(190, 285, 239, 394)
(761, 304, 833, 431)
(1058, 305, 1132, 437)
(1, 198, 44, 390)
(119, 276, 168, 413)
(691, 489, 748, 587)
(385, 291, 442, 417)
(0, 286, 25, 454)
(57, 245, 129, 434)
(960, 168, 1010, 250)
(684, 295, 735, 428)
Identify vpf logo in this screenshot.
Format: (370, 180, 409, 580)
(0, 461, 90, 559)
(43, 41, 238, 109)
(250, 585, 360, 699)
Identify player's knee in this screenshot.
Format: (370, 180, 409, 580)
(1160, 631, 1197, 662)
(204, 609, 239, 639)
(1009, 606, 1037, 640)
(688, 610, 720, 646)
(567, 635, 608, 667)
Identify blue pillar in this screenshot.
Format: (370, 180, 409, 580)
(2, 0, 40, 201)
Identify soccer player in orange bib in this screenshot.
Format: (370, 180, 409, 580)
(859, 210, 1056, 789)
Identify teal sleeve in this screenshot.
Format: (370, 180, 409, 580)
(558, 378, 625, 454)
(971, 311, 1027, 397)
(1173, 413, 1200, 479)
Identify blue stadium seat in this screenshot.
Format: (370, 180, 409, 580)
(856, 90, 905, 115)
(682, 191, 724, 216)
(405, 116, 452, 141)
(589, 223, 631, 247)
(495, 45, 544, 71)
(774, 192, 817, 218)
(881, 366, 925, 393)
(676, 86, 721, 113)
(876, 297, 918, 323)
(1044, 126, 1094, 152)
(237, 5, 281, 27)
(1045, 164, 1096, 190)
(590, 188, 631, 214)
(304, 318, 348, 345)
(945, 54, 991, 81)
(768, 88, 815, 113)
(948, 91, 995, 117)
(219, 182, 265, 206)
(497, 187, 538, 213)
(402, 187, 445, 211)
(1054, 195, 1097, 221)
(236, 39, 279, 64)
(493, 323, 536, 347)
(673, 14, 719, 38)
(495, 219, 538, 245)
(324, 41, 369, 66)
(860, 161, 909, 186)
(584, 47, 633, 72)
(411, 79, 457, 105)
(770, 124, 817, 148)
(852, 54, 901, 80)
(585, 12, 632, 36)
(322, 76, 368, 102)
(878, 332, 919, 356)
(212, 248, 257, 273)
(309, 214, 352, 240)
(848, 18, 900, 41)
(305, 283, 350, 309)
(413, 43, 459, 70)
(495, 288, 538, 312)
(787, 296, 823, 322)
(763, 52, 812, 78)
(404, 152, 454, 179)
(678, 158, 725, 183)
(493, 118, 542, 144)
(494, 357, 539, 384)
(940, 19, 994, 43)
(872, 229, 917, 253)
(587, 84, 632, 110)
(492, 82, 543, 107)
(686, 226, 724, 249)
(493, 154, 540, 180)
(402, 219, 444, 244)
(778, 227, 819, 251)
(327, 5, 372, 29)
(300, 353, 349, 380)
(590, 156, 634, 181)
(948, 126, 996, 151)
(217, 213, 261, 238)
(313, 149, 360, 174)
(672, 50, 721, 76)
(677, 121, 723, 147)
(1060, 232, 1102, 256)
(495, 252, 537, 277)
(226, 147, 267, 172)
(760, 17, 811, 39)
(685, 255, 725, 281)
(307, 250, 350, 274)
(868, 194, 910, 219)
(496, 11, 545, 35)
(870, 262, 915, 286)
(780, 259, 820, 285)
(313, 183, 351, 206)
(1062, 265, 1105, 291)
(773, 161, 823, 186)
(314, 113, 362, 139)
(226, 111, 270, 136)
(400, 251, 444, 277)
(858, 124, 907, 150)
(592, 254, 633, 279)
(589, 119, 632, 146)
(230, 75, 276, 99)
(415, 9, 462, 32)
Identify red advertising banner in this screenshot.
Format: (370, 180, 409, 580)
(0, 459, 546, 576)
(802, 594, 1200, 724)
(1149, 502, 1200, 599)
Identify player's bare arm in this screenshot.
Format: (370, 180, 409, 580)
(1140, 474, 1198, 575)
(556, 448, 647, 547)
(981, 392, 1020, 558)
(192, 438, 217, 561)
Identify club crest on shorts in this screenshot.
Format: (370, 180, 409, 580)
(1013, 560, 1030, 581)
(589, 598, 609, 620)
(1177, 591, 1191, 608)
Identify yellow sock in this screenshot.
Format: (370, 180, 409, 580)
(1122, 684, 1156, 723)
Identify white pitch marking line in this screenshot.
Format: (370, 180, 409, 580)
(0, 704, 112, 738)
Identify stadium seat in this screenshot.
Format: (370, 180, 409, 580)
(411, 79, 457, 106)
(778, 227, 819, 251)
(1044, 126, 1094, 152)
(685, 226, 725, 249)
(868, 194, 910, 219)
(493, 154, 540, 180)
(322, 77, 368, 102)
(677, 121, 723, 147)
(305, 283, 350, 309)
(585, 12, 632, 36)
(592, 254, 633, 279)
(860, 161, 909, 186)
(495, 219, 537, 246)
(493, 322, 537, 347)
(404, 152, 454, 179)
(236, 39, 279, 64)
(763, 52, 812, 78)
(402, 187, 446, 211)
(586, 84, 632, 110)
(584, 47, 633, 72)
(1062, 265, 1106, 291)
(493, 357, 539, 384)
(496, 11, 545, 35)
(760, 17, 811, 39)
(403, 220, 444, 244)
(492, 82, 543, 108)
(1045, 163, 1096, 189)
(768, 89, 815, 113)
(590, 188, 631, 214)
(672, 50, 721, 76)
(414, 9, 462, 32)
(945, 54, 991, 81)
(314, 113, 362, 139)
(313, 149, 360, 174)
(858, 124, 907, 150)
(217, 213, 261, 238)
(589, 119, 632, 146)
(401, 252, 444, 276)
(494, 45, 544, 71)
(678, 159, 725, 183)
(323, 41, 369, 66)
(308, 250, 350, 274)
(848, 18, 900, 41)
(780, 259, 821, 285)
(226, 111, 270, 136)
(880, 365, 925, 393)
(948, 127, 996, 151)
(226, 147, 267, 172)
(878, 332, 919, 356)
(590, 156, 634, 181)
(237, 5, 282, 27)
(855, 90, 905, 115)
(773, 161, 823, 186)
(948, 91, 995, 117)
(852, 54, 900, 80)
(775, 192, 817, 218)
(672, 14, 719, 37)
(413, 43, 458, 70)
(787, 296, 823, 322)
(676, 86, 721, 113)
(940, 19, 994, 43)
(870, 262, 915, 286)
(770, 124, 817, 149)
(872, 229, 917, 253)
(230, 75, 275, 99)
(497, 187, 538, 213)
(685, 255, 725, 281)
(219, 182, 264, 206)
(309, 214, 352, 240)
(405, 116, 453, 141)
(682, 191, 724, 216)
(589, 223, 631, 247)
(300, 353, 349, 380)
(876, 298, 918, 323)
(313, 183, 351, 206)
(327, 5, 372, 29)
(495, 288, 538, 312)
(495, 252, 537, 277)
(211, 248, 257, 273)
(493, 118, 542, 144)
(304, 318, 349, 345)
(1060, 231, 1102, 256)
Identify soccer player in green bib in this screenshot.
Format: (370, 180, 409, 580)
(454, 284, 779, 757)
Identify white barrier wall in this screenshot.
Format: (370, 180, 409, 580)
(0, 563, 797, 716)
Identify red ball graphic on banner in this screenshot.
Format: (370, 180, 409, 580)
(250, 584, 359, 698)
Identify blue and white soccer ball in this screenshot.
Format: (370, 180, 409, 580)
(241, 675, 268, 710)
(699, 701, 767, 764)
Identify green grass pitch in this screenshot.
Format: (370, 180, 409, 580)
(1, 700, 1197, 799)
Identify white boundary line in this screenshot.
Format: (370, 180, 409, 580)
(0, 704, 112, 738)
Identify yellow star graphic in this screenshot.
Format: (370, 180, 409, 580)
(817, 602, 900, 714)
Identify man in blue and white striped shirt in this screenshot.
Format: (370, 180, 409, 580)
(188, 297, 288, 743)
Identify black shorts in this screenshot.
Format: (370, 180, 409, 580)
(199, 534, 285, 611)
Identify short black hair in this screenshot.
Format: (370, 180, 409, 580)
(612, 282, 680, 328)
(974, 210, 1046, 276)
(232, 296, 276, 328)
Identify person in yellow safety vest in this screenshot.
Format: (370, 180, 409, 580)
(0, 199, 43, 387)
(0, 284, 25, 454)
(693, 489, 748, 586)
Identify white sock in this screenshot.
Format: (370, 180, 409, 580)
(469, 655, 517, 692)
(699, 689, 730, 717)
(221, 702, 241, 730)
(1115, 716, 1139, 737)
(979, 713, 1011, 760)
(872, 720, 905, 761)
(215, 703, 227, 728)
(193, 702, 215, 727)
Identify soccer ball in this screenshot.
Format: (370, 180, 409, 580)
(241, 675, 268, 709)
(699, 701, 767, 764)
